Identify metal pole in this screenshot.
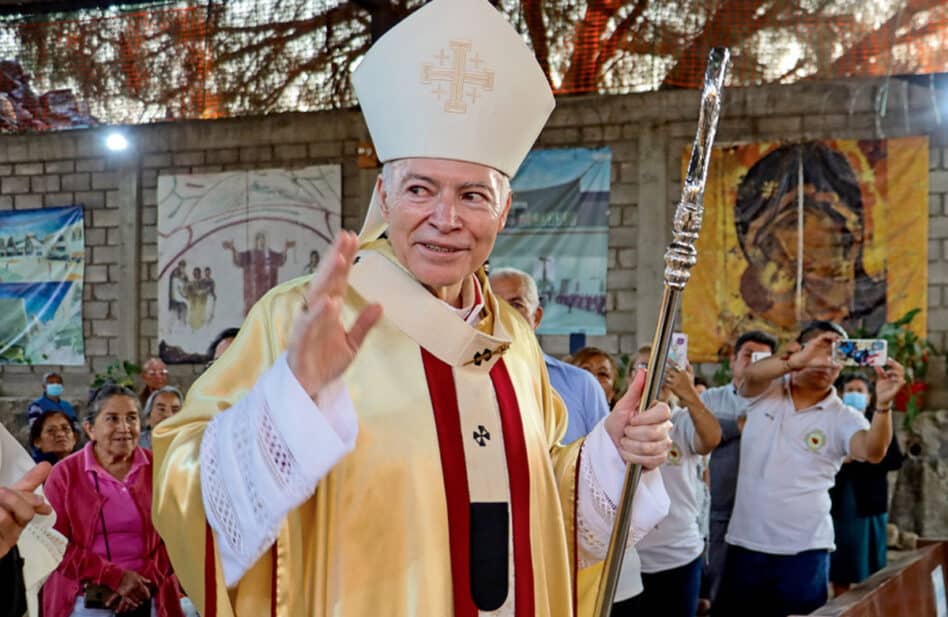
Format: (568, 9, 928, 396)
(591, 47, 730, 617)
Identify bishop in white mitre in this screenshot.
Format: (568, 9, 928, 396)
(153, 0, 672, 615)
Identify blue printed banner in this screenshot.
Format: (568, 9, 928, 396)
(492, 148, 611, 335)
(0, 206, 85, 364)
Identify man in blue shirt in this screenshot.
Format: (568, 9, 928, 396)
(26, 372, 77, 424)
(489, 267, 610, 444)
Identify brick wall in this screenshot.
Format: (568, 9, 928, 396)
(0, 76, 946, 406)
(0, 112, 373, 399)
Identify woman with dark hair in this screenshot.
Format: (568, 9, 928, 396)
(734, 141, 886, 334)
(206, 327, 240, 363)
(829, 373, 903, 595)
(29, 410, 80, 465)
(42, 384, 184, 617)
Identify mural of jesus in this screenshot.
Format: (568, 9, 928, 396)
(222, 232, 295, 316)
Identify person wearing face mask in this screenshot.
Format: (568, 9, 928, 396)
(828, 373, 904, 596)
(27, 372, 78, 425)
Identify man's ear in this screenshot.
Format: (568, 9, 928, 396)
(377, 174, 391, 220)
(532, 305, 544, 330)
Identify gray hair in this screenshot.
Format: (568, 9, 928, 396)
(143, 386, 184, 419)
(380, 160, 512, 216)
(488, 267, 540, 315)
(85, 384, 141, 425)
(42, 371, 62, 384)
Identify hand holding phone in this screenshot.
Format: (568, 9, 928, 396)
(832, 339, 888, 367)
(787, 332, 837, 370)
(750, 351, 772, 363)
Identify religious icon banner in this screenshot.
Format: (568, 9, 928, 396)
(682, 137, 928, 362)
(491, 147, 611, 335)
(0, 205, 85, 365)
(157, 166, 341, 363)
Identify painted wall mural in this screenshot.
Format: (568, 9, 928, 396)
(0, 205, 85, 365)
(682, 137, 928, 361)
(157, 166, 341, 362)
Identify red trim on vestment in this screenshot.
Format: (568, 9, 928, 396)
(421, 349, 478, 617)
(490, 360, 536, 617)
(204, 523, 217, 617)
(464, 275, 485, 322)
(203, 519, 277, 617)
(271, 545, 278, 617)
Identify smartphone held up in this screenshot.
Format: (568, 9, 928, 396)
(832, 339, 888, 367)
(669, 333, 688, 369)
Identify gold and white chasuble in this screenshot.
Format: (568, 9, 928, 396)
(153, 240, 667, 617)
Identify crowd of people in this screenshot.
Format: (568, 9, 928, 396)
(489, 268, 905, 617)
(0, 222, 914, 617)
(0, 329, 239, 617)
(0, 194, 911, 617)
(0, 0, 916, 614)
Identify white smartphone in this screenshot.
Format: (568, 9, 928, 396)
(668, 332, 688, 369)
(751, 351, 772, 363)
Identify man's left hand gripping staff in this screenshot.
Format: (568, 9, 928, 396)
(287, 231, 384, 399)
(604, 370, 673, 469)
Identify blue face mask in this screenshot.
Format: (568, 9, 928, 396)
(843, 391, 868, 412)
(45, 383, 64, 398)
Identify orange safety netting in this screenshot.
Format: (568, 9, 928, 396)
(0, 0, 945, 129)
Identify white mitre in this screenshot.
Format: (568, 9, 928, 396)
(352, 0, 555, 243)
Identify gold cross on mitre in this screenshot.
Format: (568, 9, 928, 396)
(422, 40, 495, 114)
(351, 0, 555, 217)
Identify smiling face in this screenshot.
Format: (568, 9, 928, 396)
(379, 158, 511, 306)
(33, 412, 76, 459)
(86, 395, 141, 462)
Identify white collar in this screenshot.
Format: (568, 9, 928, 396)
(443, 274, 485, 326)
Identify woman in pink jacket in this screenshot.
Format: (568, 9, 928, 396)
(43, 384, 184, 617)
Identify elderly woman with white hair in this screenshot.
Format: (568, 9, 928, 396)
(139, 387, 183, 450)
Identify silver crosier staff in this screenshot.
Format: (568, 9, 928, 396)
(591, 47, 730, 617)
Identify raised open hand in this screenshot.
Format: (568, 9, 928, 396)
(287, 231, 383, 398)
(874, 359, 906, 409)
